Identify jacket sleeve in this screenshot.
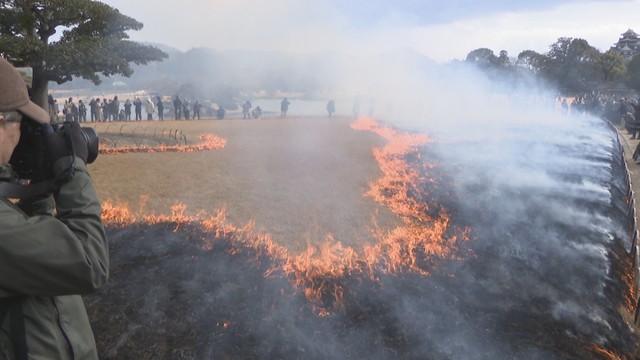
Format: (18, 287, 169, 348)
(0, 156, 108, 297)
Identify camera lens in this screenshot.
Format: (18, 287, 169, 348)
(81, 127, 99, 164)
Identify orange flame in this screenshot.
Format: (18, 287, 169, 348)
(101, 117, 468, 314)
(99, 133, 226, 155)
(585, 343, 623, 359)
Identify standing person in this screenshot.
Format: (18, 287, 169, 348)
(133, 97, 142, 122)
(353, 96, 361, 118)
(280, 97, 290, 117)
(156, 96, 164, 121)
(173, 95, 182, 120)
(124, 99, 132, 121)
(111, 96, 119, 122)
(327, 99, 335, 117)
(96, 98, 103, 122)
(67, 97, 78, 122)
(193, 100, 202, 120)
(182, 99, 190, 120)
(103, 99, 110, 122)
(47, 94, 56, 119)
(78, 100, 87, 122)
(242, 100, 252, 119)
(560, 98, 569, 115)
(145, 97, 155, 120)
(89, 98, 98, 122)
(0, 58, 109, 360)
(63, 99, 73, 122)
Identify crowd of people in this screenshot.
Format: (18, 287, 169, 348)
(556, 92, 640, 160)
(46, 94, 361, 122)
(557, 92, 638, 124)
(48, 94, 224, 122)
(47, 95, 300, 122)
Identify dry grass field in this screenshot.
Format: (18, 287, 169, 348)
(86, 115, 401, 253)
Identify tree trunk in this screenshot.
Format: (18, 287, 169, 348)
(31, 66, 50, 112)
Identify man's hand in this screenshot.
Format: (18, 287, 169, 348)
(44, 122, 88, 165)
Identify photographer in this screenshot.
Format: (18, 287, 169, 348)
(0, 58, 108, 359)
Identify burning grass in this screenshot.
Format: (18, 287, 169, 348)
(99, 133, 226, 154)
(100, 117, 469, 313)
(87, 117, 637, 359)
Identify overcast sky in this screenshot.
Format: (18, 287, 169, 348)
(102, 0, 639, 62)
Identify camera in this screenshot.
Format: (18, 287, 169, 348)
(9, 119, 99, 182)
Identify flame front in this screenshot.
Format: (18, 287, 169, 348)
(101, 117, 468, 314)
(99, 133, 226, 155)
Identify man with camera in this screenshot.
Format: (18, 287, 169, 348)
(0, 58, 108, 359)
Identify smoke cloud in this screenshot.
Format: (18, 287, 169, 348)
(82, 1, 640, 358)
(87, 57, 639, 358)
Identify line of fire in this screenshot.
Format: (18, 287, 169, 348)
(82, 111, 640, 359)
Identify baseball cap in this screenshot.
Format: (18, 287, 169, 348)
(0, 57, 50, 124)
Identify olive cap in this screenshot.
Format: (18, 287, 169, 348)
(0, 58, 49, 124)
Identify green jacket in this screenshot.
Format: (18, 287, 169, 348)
(0, 156, 109, 360)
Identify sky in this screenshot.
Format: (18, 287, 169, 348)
(101, 0, 640, 63)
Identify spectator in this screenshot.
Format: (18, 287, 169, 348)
(145, 97, 155, 120)
(78, 100, 87, 122)
(182, 99, 190, 120)
(560, 98, 569, 115)
(173, 95, 182, 120)
(103, 99, 111, 122)
(252, 106, 263, 119)
(327, 99, 335, 117)
(133, 97, 142, 121)
(48, 94, 56, 119)
(63, 99, 73, 122)
(157, 96, 164, 121)
(353, 96, 361, 118)
(124, 99, 132, 121)
(242, 100, 252, 119)
(280, 97, 290, 117)
(111, 96, 119, 121)
(68, 97, 78, 122)
(96, 99, 103, 122)
(216, 106, 225, 120)
(89, 98, 98, 122)
(193, 100, 202, 120)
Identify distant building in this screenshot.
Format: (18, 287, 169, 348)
(611, 29, 640, 61)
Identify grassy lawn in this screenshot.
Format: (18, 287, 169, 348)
(87, 116, 400, 252)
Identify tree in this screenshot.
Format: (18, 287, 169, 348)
(541, 37, 600, 93)
(465, 48, 499, 68)
(0, 0, 168, 111)
(627, 54, 640, 91)
(515, 50, 545, 75)
(496, 50, 510, 68)
(598, 49, 626, 82)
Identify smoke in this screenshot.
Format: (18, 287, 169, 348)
(83, 1, 640, 357)
(368, 60, 638, 357)
(87, 60, 639, 358)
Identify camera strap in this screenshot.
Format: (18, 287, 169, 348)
(0, 297, 28, 360)
(0, 180, 54, 199)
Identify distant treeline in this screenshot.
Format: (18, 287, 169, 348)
(465, 37, 640, 96)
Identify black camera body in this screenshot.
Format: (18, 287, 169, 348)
(10, 120, 99, 182)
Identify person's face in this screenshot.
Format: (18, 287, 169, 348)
(0, 111, 22, 164)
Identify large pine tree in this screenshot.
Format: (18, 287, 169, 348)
(0, 0, 167, 112)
